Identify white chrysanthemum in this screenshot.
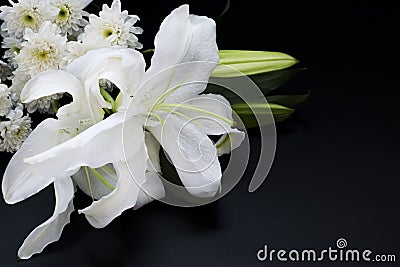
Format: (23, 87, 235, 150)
(25, 92, 63, 113)
(9, 70, 29, 103)
(81, 0, 143, 48)
(1, 22, 6, 37)
(0, 83, 12, 116)
(61, 35, 111, 67)
(0, 104, 31, 153)
(11, 22, 66, 113)
(99, 79, 114, 92)
(10, 70, 63, 113)
(51, 0, 90, 35)
(2, 35, 22, 68)
(16, 21, 67, 77)
(0, 60, 13, 81)
(0, 0, 58, 38)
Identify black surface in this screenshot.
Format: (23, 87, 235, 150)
(1, 0, 399, 266)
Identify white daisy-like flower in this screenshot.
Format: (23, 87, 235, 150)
(1, 23, 7, 37)
(51, 0, 91, 35)
(2, 35, 23, 68)
(16, 21, 67, 77)
(0, 83, 12, 116)
(11, 21, 66, 113)
(10, 70, 63, 113)
(0, 104, 31, 153)
(99, 79, 114, 92)
(0, 0, 58, 38)
(25, 92, 63, 113)
(61, 34, 111, 67)
(81, 0, 143, 48)
(9, 70, 29, 103)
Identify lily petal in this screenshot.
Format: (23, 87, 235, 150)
(72, 164, 117, 200)
(138, 5, 218, 103)
(21, 70, 83, 104)
(134, 172, 165, 210)
(147, 5, 218, 79)
(149, 115, 221, 198)
(67, 47, 145, 100)
(178, 93, 245, 155)
(178, 94, 234, 134)
(2, 119, 70, 204)
(145, 132, 161, 172)
(18, 178, 75, 259)
(20, 70, 90, 121)
(23, 113, 143, 179)
(79, 130, 147, 228)
(215, 131, 245, 156)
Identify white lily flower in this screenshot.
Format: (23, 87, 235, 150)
(2, 4, 243, 259)
(123, 5, 245, 198)
(3, 47, 148, 259)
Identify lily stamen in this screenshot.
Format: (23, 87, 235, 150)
(155, 103, 234, 126)
(90, 167, 115, 191)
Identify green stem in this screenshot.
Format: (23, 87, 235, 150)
(215, 0, 231, 21)
(100, 86, 116, 113)
(53, 100, 59, 114)
(155, 107, 204, 128)
(142, 49, 155, 55)
(101, 165, 117, 177)
(157, 103, 234, 126)
(216, 134, 231, 150)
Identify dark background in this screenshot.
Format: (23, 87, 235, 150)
(1, 0, 399, 266)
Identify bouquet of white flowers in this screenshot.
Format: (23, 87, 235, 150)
(0, 0, 307, 259)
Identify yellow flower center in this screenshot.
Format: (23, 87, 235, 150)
(22, 12, 36, 27)
(102, 28, 114, 38)
(57, 5, 70, 22)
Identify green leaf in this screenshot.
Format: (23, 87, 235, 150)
(204, 68, 304, 104)
(232, 103, 294, 128)
(267, 93, 310, 108)
(203, 82, 240, 102)
(250, 68, 305, 95)
(212, 50, 298, 78)
(270, 104, 295, 123)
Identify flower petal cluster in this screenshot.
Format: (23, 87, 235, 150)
(80, 0, 142, 48)
(0, 103, 32, 152)
(51, 0, 91, 35)
(0, 0, 58, 38)
(11, 21, 67, 112)
(0, 83, 11, 116)
(0, 0, 94, 115)
(2, 4, 244, 260)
